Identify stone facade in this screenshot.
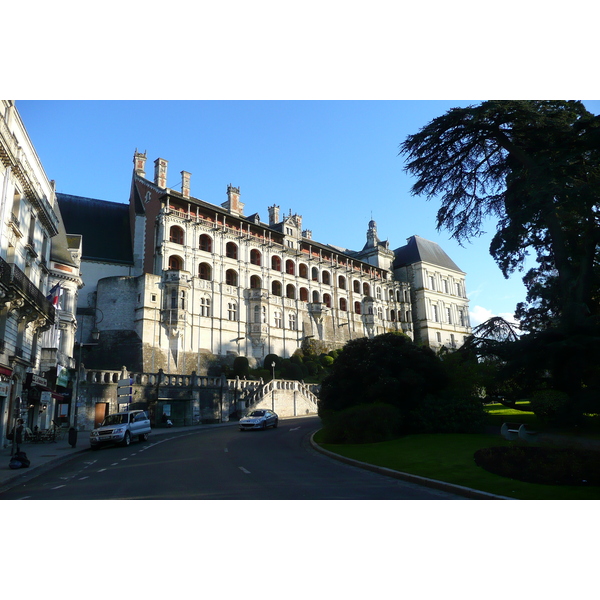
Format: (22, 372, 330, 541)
(0, 101, 81, 446)
(60, 151, 470, 377)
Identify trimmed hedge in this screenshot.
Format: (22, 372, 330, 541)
(319, 403, 403, 444)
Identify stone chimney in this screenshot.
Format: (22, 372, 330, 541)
(134, 149, 147, 178)
(222, 184, 244, 216)
(181, 171, 191, 199)
(154, 158, 168, 188)
(268, 205, 280, 226)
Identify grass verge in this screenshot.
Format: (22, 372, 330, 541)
(313, 429, 600, 500)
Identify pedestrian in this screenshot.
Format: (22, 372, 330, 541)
(15, 419, 24, 452)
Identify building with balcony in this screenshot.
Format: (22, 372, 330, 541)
(0, 101, 82, 446)
(57, 151, 470, 376)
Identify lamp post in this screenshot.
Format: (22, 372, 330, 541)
(271, 361, 276, 381)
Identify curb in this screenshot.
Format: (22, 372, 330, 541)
(309, 432, 514, 500)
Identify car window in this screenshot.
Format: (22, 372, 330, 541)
(101, 414, 128, 426)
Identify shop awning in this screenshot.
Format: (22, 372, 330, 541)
(0, 366, 13, 377)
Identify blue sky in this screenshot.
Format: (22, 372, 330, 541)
(16, 99, 600, 327)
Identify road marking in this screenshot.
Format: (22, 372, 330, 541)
(239, 467, 251, 474)
(111, 463, 119, 466)
(224, 447, 229, 453)
(289, 427, 300, 431)
(79, 476, 89, 480)
(98, 469, 106, 472)
(18, 496, 31, 500)
(52, 485, 65, 489)
(121, 458, 128, 461)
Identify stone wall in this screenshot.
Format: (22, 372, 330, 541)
(73, 367, 318, 430)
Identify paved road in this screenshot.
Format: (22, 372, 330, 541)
(0, 417, 465, 500)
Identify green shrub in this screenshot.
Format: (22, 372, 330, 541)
(474, 446, 600, 485)
(319, 403, 403, 444)
(530, 389, 571, 424)
(232, 356, 249, 378)
(290, 354, 304, 365)
(411, 393, 487, 434)
(304, 360, 320, 376)
(282, 362, 304, 381)
(320, 355, 334, 367)
(264, 354, 281, 370)
(253, 369, 270, 381)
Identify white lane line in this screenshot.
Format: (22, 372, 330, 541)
(121, 458, 128, 461)
(52, 485, 65, 489)
(289, 427, 300, 431)
(18, 496, 31, 500)
(79, 476, 89, 480)
(98, 469, 106, 472)
(111, 463, 119, 466)
(239, 467, 251, 474)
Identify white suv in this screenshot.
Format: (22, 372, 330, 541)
(90, 410, 151, 450)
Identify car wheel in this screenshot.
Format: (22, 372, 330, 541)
(122, 431, 131, 447)
(262, 421, 268, 430)
(139, 433, 149, 442)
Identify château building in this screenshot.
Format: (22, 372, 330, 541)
(57, 151, 471, 376)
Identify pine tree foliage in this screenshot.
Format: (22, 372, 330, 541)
(401, 100, 600, 332)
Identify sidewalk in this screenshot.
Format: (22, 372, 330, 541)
(0, 422, 236, 492)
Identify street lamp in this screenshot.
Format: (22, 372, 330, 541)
(271, 361, 276, 381)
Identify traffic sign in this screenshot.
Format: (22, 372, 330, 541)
(117, 378, 133, 402)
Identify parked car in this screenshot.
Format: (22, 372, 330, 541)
(239, 409, 279, 431)
(90, 410, 151, 449)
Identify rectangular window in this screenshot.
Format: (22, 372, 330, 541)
(201, 298, 211, 317)
(274, 311, 282, 328)
(228, 303, 237, 320)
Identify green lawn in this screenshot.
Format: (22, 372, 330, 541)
(483, 401, 537, 426)
(314, 423, 600, 500)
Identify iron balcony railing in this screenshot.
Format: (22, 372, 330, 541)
(0, 255, 55, 324)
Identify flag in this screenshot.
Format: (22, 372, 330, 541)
(46, 283, 61, 307)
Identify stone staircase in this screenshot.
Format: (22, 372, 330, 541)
(241, 379, 320, 417)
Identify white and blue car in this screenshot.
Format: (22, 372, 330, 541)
(239, 409, 279, 431)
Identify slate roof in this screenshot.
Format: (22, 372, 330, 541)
(56, 194, 133, 265)
(393, 235, 463, 273)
